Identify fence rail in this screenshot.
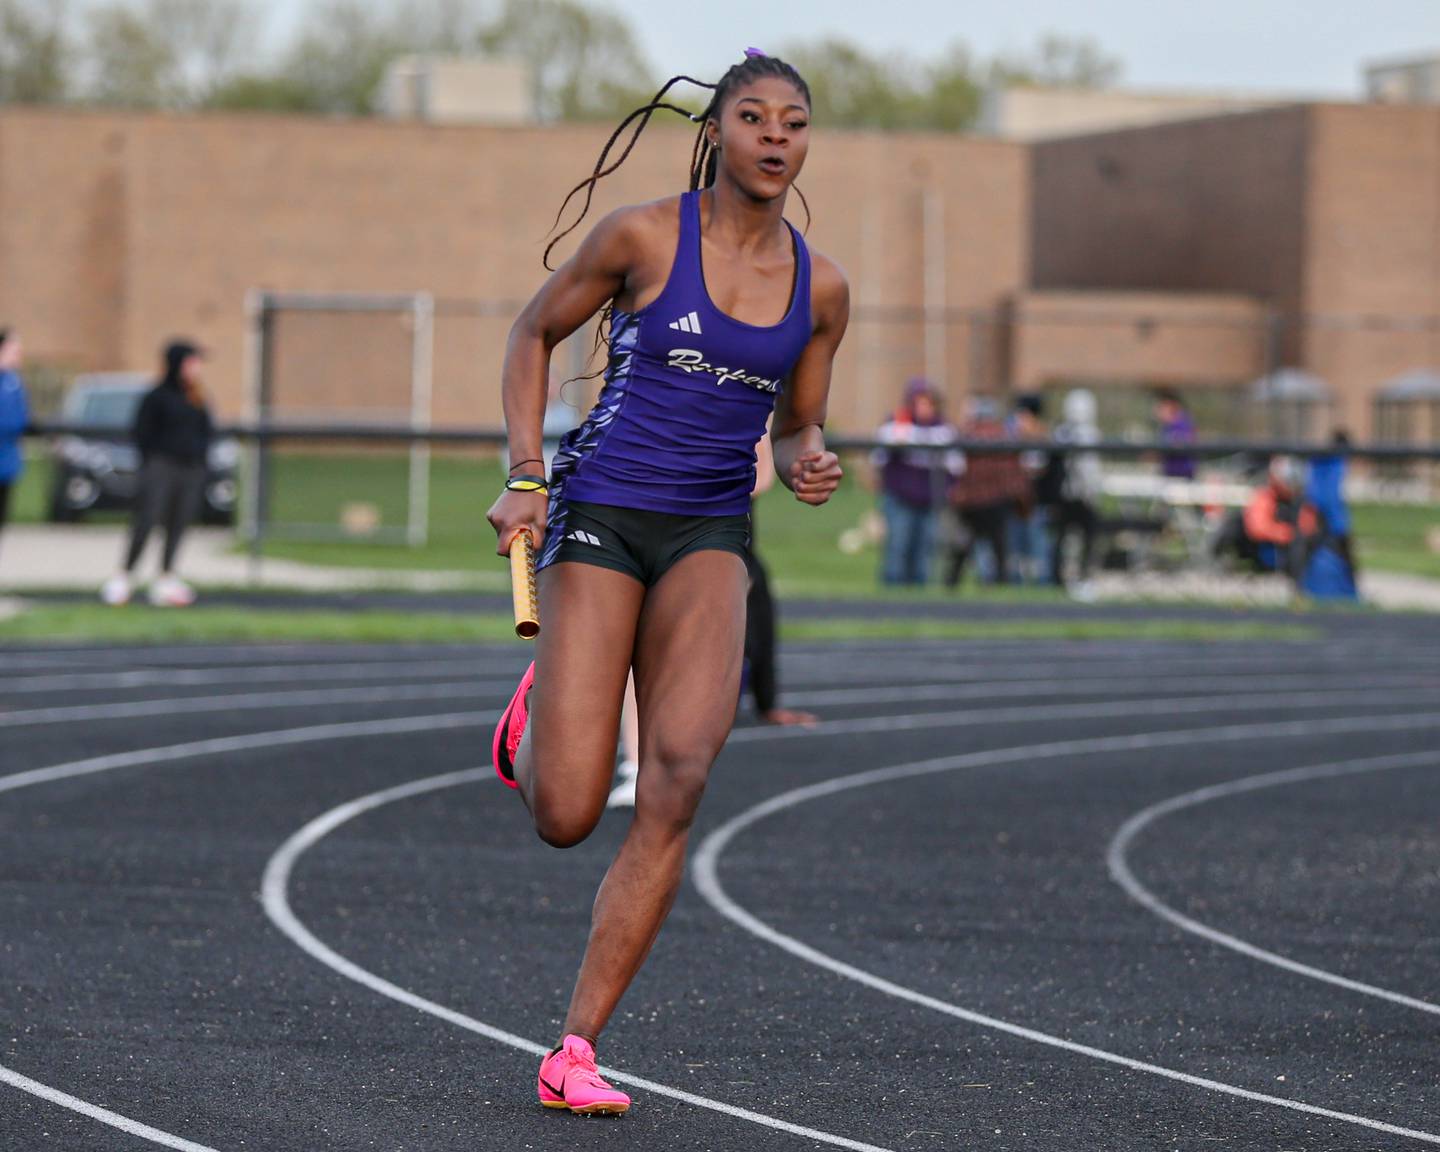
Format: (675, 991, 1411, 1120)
(24, 422, 1438, 582)
(27, 421, 1440, 461)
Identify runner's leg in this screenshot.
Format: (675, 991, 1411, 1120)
(559, 549, 747, 1041)
(512, 561, 645, 846)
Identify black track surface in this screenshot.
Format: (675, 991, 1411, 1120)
(2, 613, 1438, 1151)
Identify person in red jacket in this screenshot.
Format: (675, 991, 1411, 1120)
(1243, 455, 1319, 586)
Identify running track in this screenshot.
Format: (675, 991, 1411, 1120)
(1, 616, 1437, 1150)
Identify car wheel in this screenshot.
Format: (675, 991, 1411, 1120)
(49, 479, 82, 523)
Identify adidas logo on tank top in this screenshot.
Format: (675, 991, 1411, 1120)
(540, 188, 813, 534)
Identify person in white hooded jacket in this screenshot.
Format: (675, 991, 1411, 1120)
(1047, 389, 1103, 596)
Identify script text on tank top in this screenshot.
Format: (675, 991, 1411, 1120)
(665, 348, 782, 394)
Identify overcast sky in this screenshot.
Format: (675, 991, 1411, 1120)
(260, 0, 1440, 96)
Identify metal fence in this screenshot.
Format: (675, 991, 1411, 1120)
(25, 422, 1440, 585)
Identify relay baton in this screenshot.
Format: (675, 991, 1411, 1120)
(508, 529, 540, 639)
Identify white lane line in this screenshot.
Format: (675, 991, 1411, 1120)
(0, 644, 481, 671)
(0, 657, 493, 695)
(768, 654, 1440, 688)
(5, 671, 1428, 732)
(780, 671, 1434, 709)
(0, 1066, 220, 1152)
(5, 651, 1392, 695)
(0, 682, 484, 729)
(12, 684, 1425, 801)
(725, 685, 1440, 746)
(692, 712, 1440, 1146)
(0, 712, 477, 797)
(3, 691, 1436, 1147)
(0, 712, 477, 1152)
(1107, 749, 1440, 1016)
(260, 771, 893, 1152)
(0, 706, 897, 1152)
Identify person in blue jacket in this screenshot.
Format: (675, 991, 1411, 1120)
(0, 328, 30, 545)
(1303, 430, 1359, 599)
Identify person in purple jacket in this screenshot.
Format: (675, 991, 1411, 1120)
(1154, 388, 1197, 480)
(874, 377, 958, 585)
(484, 51, 849, 1115)
(0, 329, 30, 550)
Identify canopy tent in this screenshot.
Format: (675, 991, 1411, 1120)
(1376, 370, 1440, 401)
(1248, 368, 1331, 403)
(1247, 368, 1333, 440)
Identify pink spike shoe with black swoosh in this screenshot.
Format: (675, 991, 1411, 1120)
(492, 660, 535, 789)
(537, 1034, 631, 1115)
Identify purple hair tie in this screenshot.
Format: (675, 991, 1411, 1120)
(744, 47, 767, 58)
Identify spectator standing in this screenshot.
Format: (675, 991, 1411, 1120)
(943, 397, 1030, 588)
(100, 340, 213, 607)
(1307, 430, 1358, 579)
(1005, 393, 1050, 583)
(1154, 388, 1197, 480)
(1045, 388, 1104, 599)
(1300, 431, 1360, 599)
(0, 329, 30, 552)
(873, 378, 958, 585)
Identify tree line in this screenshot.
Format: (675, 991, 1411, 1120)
(0, 0, 1121, 128)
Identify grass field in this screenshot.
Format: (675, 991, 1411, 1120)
(10, 450, 1440, 591)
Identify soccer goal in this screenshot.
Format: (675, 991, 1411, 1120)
(244, 290, 436, 548)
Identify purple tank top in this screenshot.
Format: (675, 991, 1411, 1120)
(550, 190, 813, 518)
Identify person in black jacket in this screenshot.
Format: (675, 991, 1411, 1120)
(101, 340, 213, 607)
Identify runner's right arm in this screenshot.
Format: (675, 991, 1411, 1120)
(488, 209, 647, 555)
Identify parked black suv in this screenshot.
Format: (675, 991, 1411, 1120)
(49, 374, 239, 525)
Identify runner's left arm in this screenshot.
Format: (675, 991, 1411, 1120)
(773, 254, 850, 506)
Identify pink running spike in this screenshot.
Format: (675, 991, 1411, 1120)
(491, 661, 535, 789)
(537, 1035, 631, 1115)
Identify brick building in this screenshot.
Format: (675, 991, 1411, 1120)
(0, 101, 1437, 439)
(0, 106, 1024, 434)
(1030, 102, 1440, 440)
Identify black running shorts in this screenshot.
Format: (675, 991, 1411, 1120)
(541, 499, 750, 587)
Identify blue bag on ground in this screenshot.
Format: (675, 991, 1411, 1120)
(1303, 542, 1358, 599)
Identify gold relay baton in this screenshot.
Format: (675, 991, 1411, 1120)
(508, 529, 540, 640)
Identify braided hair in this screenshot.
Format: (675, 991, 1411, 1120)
(542, 51, 811, 383)
(543, 50, 812, 270)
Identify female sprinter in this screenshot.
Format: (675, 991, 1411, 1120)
(486, 51, 849, 1115)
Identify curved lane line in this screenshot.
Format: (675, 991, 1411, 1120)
(779, 672, 1434, 709)
(4, 673, 1431, 731)
(0, 1066, 219, 1152)
(0, 715, 485, 1152)
(692, 712, 1440, 1146)
(1107, 749, 1440, 1015)
(260, 770, 894, 1152)
(1, 657, 496, 695)
(0, 712, 479, 798)
(4, 693, 1439, 1146)
(723, 685, 1440, 747)
(0, 682, 482, 729)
